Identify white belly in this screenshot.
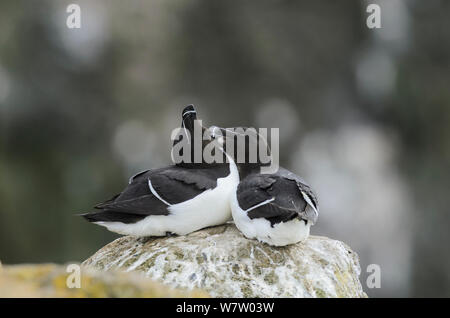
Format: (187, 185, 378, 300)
(230, 191, 311, 246)
(97, 161, 240, 237)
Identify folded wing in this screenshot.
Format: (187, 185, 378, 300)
(82, 165, 228, 223)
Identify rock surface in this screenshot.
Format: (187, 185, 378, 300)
(83, 224, 367, 297)
(0, 263, 206, 297)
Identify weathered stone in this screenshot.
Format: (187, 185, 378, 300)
(0, 263, 207, 297)
(83, 224, 367, 297)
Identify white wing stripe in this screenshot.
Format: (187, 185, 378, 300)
(148, 179, 172, 206)
(301, 191, 318, 214)
(244, 197, 275, 213)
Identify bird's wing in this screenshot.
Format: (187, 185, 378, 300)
(83, 165, 227, 223)
(237, 175, 296, 222)
(277, 167, 319, 213)
(237, 173, 318, 226)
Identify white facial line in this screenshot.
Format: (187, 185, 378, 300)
(244, 197, 275, 213)
(221, 128, 246, 136)
(181, 116, 191, 144)
(148, 179, 172, 206)
(301, 191, 318, 214)
(183, 126, 190, 144)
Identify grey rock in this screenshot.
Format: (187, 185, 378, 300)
(83, 224, 367, 297)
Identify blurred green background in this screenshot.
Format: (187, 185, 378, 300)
(1, 0, 449, 297)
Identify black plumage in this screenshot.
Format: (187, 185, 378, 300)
(172, 104, 226, 167)
(82, 165, 229, 224)
(81, 105, 230, 225)
(212, 125, 318, 227)
(236, 167, 318, 227)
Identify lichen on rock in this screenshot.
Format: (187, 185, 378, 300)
(83, 223, 367, 298)
(0, 263, 207, 297)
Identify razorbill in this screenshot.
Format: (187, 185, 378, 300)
(230, 167, 318, 246)
(81, 105, 239, 236)
(214, 126, 319, 246)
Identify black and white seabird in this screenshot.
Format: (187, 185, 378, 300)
(81, 105, 239, 236)
(214, 126, 319, 246)
(230, 167, 318, 246)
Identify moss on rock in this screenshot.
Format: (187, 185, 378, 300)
(0, 263, 207, 297)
